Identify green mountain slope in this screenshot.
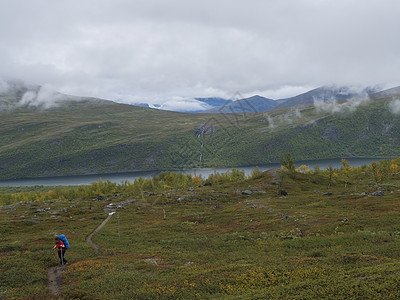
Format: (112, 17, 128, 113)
(1, 91, 400, 180)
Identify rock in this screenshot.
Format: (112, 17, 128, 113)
(323, 192, 333, 196)
(22, 218, 41, 222)
(213, 205, 221, 210)
(342, 218, 349, 223)
(242, 190, 252, 195)
(372, 191, 385, 196)
(35, 208, 50, 213)
(278, 189, 288, 196)
(322, 122, 339, 141)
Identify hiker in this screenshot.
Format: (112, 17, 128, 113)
(53, 237, 68, 265)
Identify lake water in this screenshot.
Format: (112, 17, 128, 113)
(0, 157, 389, 187)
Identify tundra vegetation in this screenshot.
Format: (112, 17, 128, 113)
(1, 158, 400, 299)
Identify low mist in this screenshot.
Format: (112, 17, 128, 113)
(0, 79, 79, 111)
(263, 108, 302, 130)
(389, 99, 400, 114)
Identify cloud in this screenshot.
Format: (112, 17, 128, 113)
(389, 99, 400, 114)
(313, 96, 370, 114)
(19, 86, 69, 109)
(0, 0, 400, 103)
(158, 98, 213, 112)
(312, 86, 373, 114)
(0, 79, 10, 94)
(0, 80, 78, 111)
(264, 108, 302, 129)
(256, 85, 315, 100)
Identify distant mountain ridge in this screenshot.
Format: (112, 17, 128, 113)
(370, 86, 400, 99)
(274, 86, 379, 111)
(196, 86, 382, 114)
(195, 97, 232, 107)
(96, 84, 389, 114)
(202, 95, 280, 113)
(1, 78, 393, 115)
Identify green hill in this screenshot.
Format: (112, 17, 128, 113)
(1, 86, 400, 180)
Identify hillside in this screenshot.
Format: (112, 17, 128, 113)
(1, 82, 400, 180)
(2, 161, 400, 298)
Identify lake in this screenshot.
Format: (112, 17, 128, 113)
(0, 157, 389, 187)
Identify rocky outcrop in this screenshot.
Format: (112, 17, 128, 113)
(322, 122, 339, 141)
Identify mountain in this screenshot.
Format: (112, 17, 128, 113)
(202, 95, 279, 113)
(129, 97, 231, 113)
(1, 81, 400, 180)
(0, 79, 40, 110)
(130, 102, 151, 108)
(370, 85, 400, 99)
(274, 86, 379, 110)
(194, 97, 232, 107)
(0, 78, 90, 112)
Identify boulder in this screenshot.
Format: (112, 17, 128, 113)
(372, 191, 385, 196)
(278, 189, 288, 196)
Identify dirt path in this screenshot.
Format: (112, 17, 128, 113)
(46, 213, 114, 297)
(86, 199, 134, 253)
(48, 265, 66, 297)
(86, 212, 114, 253)
(47, 200, 133, 297)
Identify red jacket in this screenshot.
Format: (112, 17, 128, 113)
(56, 240, 65, 251)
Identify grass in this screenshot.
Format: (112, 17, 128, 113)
(2, 165, 400, 299)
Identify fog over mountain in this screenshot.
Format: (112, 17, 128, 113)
(1, 0, 400, 111)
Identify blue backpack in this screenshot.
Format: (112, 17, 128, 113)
(58, 234, 70, 249)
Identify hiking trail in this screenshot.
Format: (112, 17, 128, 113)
(47, 199, 134, 296)
(86, 199, 134, 253)
(86, 212, 114, 253)
(48, 265, 66, 297)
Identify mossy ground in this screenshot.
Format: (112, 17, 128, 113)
(1, 167, 400, 299)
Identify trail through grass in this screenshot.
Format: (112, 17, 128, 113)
(1, 166, 400, 299)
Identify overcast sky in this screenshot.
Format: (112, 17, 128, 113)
(1, 0, 399, 109)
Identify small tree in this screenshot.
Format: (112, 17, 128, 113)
(390, 163, 399, 175)
(370, 161, 381, 187)
(340, 159, 351, 188)
(313, 165, 321, 175)
(328, 165, 335, 187)
(297, 164, 311, 174)
(280, 153, 296, 178)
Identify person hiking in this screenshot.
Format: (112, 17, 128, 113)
(53, 237, 68, 265)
